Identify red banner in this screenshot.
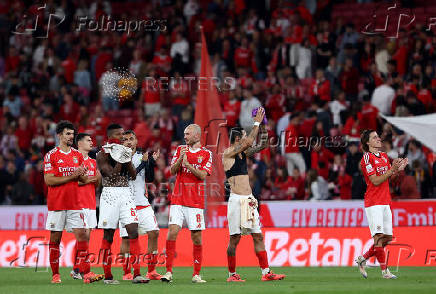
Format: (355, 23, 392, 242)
(1, 227, 435, 268)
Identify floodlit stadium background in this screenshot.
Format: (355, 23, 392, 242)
(1, 0, 436, 268)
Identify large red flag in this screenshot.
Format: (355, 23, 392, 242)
(194, 28, 229, 225)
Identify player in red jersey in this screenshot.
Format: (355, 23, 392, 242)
(161, 124, 212, 283)
(43, 121, 103, 284)
(70, 133, 101, 279)
(355, 130, 408, 279)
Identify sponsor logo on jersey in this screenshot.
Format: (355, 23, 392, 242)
(45, 163, 52, 171)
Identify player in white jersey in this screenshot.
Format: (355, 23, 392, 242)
(119, 130, 162, 281)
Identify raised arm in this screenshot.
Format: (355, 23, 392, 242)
(245, 125, 269, 158)
(224, 107, 265, 158)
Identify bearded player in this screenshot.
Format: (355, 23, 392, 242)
(70, 133, 101, 279)
(43, 121, 103, 284)
(355, 130, 408, 279)
(97, 124, 149, 284)
(119, 130, 162, 281)
(161, 124, 212, 283)
(223, 107, 285, 282)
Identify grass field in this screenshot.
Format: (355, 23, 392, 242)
(1, 266, 435, 294)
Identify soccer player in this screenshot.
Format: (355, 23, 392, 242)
(222, 107, 285, 282)
(355, 129, 408, 279)
(70, 133, 101, 279)
(119, 130, 162, 281)
(97, 124, 149, 284)
(43, 121, 103, 284)
(161, 124, 212, 283)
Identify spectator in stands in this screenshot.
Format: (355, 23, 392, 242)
(3, 90, 21, 118)
(284, 113, 306, 175)
(307, 168, 329, 200)
(412, 160, 433, 198)
(11, 170, 34, 205)
(310, 68, 331, 101)
(406, 140, 427, 169)
(339, 58, 359, 101)
(295, 38, 313, 79)
(239, 86, 261, 132)
(371, 78, 395, 115)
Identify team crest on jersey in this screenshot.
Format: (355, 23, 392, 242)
(73, 157, 78, 164)
(383, 157, 387, 163)
(374, 160, 379, 164)
(197, 156, 203, 163)
(90, 163, 94, 169)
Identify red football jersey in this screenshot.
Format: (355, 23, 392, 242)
(77, 156, 97, 209)
(360, 152, 392, 207)
(170, 145, 212, 209)
(43, 147, 84, 211)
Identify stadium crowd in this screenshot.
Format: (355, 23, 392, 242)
(1, 0, 436, 217)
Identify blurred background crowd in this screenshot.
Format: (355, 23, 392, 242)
(1, 0, 436, 221)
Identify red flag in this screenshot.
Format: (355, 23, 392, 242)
(194, 28, 229, 223)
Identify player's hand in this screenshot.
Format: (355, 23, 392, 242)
(253, 107, 265, 124)
(72, 166, 86, 178)
(182, 153, 189, 167)
(180, 146, 188, 159)
(152, 149, 160, 161)
(142, 151, 149, 161)
(398, 158, 408, 171)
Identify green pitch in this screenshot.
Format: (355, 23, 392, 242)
(1, 267, 435, 294)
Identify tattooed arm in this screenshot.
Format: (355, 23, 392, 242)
(245, 125, 268, 158)
(223, 107, 265, 158)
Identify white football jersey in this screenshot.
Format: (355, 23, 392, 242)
(129, 152, 150, 206)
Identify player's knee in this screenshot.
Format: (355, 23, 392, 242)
(128, 230, 139, 239)
(230, 234, 241, 245)
(252, 233, 264, 244)
(227, 246, 236, 256)
(148, 230, 159, 240)
(103, 230, 115, 243)
(191, 231, 202, 245)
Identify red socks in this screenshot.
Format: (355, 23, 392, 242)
(122, 254, 131, 275)
(256, 250, 269, 270)
(375, 246, 387, 270)
(76, 241, 90, 275)
(101, 239, 113, 279)
(148, 252, 158, 273)
(129, 238, 141, 277)
(363, 245, 376, 260)
(193, 244, 202, 276)
(165, 240, 176, 273)
(49, 243, 60, 276)
(227, 255, 236, 273)
(73, 242, 79, 271)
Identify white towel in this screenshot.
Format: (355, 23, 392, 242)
(240, 196, 259, 235)
(102, 143, 132, 163)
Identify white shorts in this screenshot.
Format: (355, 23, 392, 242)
(46, 209, 88, 232)
(98, 187, 138, 229)
(228, 193, 262, 235)
(120, 206, 159, 237)
(365, 205, 393, 237)
(168, 205, 205, 231)
(65, 209, 97, 233)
